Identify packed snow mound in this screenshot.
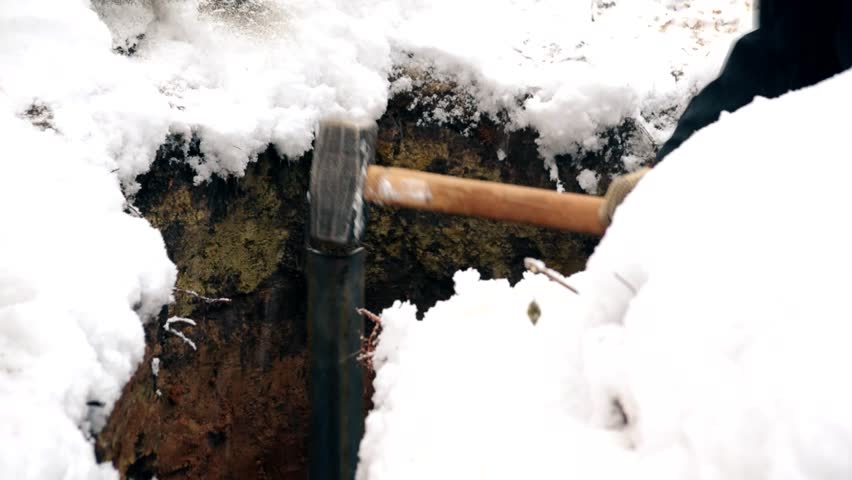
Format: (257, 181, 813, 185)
(4, 1, 752, 190)
(1, 3, 176, 478)
(359, 69, 852, 479)
(0, 73, 176, 480)
(358, 270, 642, 480)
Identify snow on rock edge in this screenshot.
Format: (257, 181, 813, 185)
(85, 0, 751, 186)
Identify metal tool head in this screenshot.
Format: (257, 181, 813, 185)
(309, 117, 378, 250)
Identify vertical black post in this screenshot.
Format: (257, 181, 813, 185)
(306, 248, 364, 480)
(306, 119, 376, 480)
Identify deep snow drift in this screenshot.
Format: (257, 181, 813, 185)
(0, 96, 176, 478)
(359, 70, 852, 479)
(0, 3, 176, 478)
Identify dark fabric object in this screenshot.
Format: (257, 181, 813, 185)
(654, 0, 852, 163)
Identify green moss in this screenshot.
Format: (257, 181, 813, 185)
(361, 106, 595, 308)
(139, 89, 594, 316)
(372, 210, 585, 280)
(145, 161, 290, 315)
(378, 128, 449, 172)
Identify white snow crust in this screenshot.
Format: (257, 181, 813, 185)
(359, 70, 852, 479)
(9, 0, 751, 188)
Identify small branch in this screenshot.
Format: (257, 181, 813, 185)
(174, 288, 232, 304)
(524, 257, 580, 294)
(124, 202, 143, 218)
(357, 308, 383, 373)
(613, 272, 638, 295)
(164, 316, 197, 351)
(165, 316, 196, 327)
(357, 307, 381, 324)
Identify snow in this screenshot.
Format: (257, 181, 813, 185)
(89, 0, 749, 185)
(3, 0, 752, 192)
(0, 0, 755, 477)
(0, 104, 176, 478)
(577, 168, 601, 194)
(1, 1, 173, 194)
(359, 70, 852, 479)
(151, 357, 161, 377)
(372, 0, 754, 176)
(622, 154, 646, 172)
(164, 316, 198, 350)
(0, 3, 176, 478)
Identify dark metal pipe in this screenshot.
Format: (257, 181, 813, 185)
(306, 247, 365, 480)
(306, 120, 375, 479)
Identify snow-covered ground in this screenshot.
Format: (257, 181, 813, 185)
(26, 0, 752, 187)
(0, 76, 176, 479)
(359, 69, 852, 479)
(0, 0, 755, 477)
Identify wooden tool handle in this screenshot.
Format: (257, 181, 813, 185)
(364, 166, 606, 236)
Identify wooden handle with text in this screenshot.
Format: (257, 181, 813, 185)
(364, 166, 606, 236)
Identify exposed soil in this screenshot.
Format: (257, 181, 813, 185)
(95, 91, 625, 478)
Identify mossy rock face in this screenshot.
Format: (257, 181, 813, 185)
(97, 147, 313, 480)
(97, 93, 600, 479)
(144, 164, 295, 316)
(363, 96, 598, 310)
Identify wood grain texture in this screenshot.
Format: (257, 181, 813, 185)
(364, 166, 606, 236)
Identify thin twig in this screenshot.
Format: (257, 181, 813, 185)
(174, 288, 232, 304)
(124, 202, 143, 218)
(357, 308, 383, 372)
(357, 307, 381, 324)
(164, 316, 198, 350)
(524, 257, 580, 294)
(613, 272, 638, 295)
